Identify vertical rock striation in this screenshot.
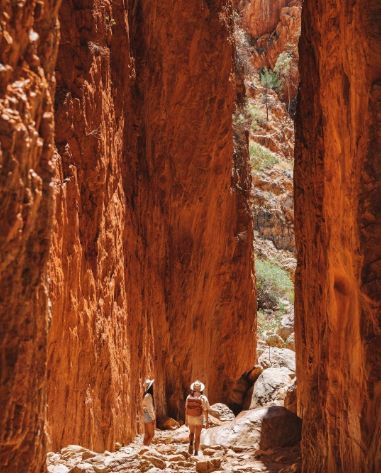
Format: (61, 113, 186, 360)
(241, 0, 292, 38)
(295, 0, 381, 471)
(0, 1, 61, 471)
(47, 0, 256, 453)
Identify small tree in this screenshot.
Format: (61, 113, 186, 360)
(260, 67, 282, 120)
(274, 51, 295, 112)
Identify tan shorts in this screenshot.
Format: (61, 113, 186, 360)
(188, 415, 204, 426)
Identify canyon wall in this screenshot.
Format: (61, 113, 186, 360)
(47, 0, 256, 454)
(241, 0, 292, 38)
(0, 1, 61, 471)
(295, 0, 381, 471)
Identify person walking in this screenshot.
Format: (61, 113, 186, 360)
(142, 379, 156, 446)
(185, 380, 210, 456)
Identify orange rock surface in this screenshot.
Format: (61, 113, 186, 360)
(241, 0, 292, 38)
(249, 0, 301, 105)
(0, 1, 61, 471)
(294, 0, 381, 471)
(46, 0, 256, 453)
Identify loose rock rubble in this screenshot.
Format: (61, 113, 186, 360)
(47, 407, 301, 473)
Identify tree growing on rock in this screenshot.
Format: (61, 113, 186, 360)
(274, 51, 297, 113)
(260, 67, 282, 120)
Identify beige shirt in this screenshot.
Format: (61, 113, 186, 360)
(142, 393, 155, 420)
(186, 394, 210, 416)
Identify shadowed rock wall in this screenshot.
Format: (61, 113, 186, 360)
(295, 0, 381, 471)
(0, 1, 62, 471)
(47, 0, 256, 453)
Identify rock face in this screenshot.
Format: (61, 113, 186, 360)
(202, 406, 302, 450)
(277, 311, 294, 340)
(249, 367, 293, 409)
(0, 2, 62, 472)
(47, 0, 256, 454)
(258, 347, 295, 372)
(242, 0, 293, 38)
(284, 380, 297, 414)
(208, 404, 235, 422)
(249, 1, 302, 105)
(295, 0, 381, 471)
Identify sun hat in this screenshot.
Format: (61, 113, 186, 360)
(190, 380, 205, 392)
(143, 379, 154, 392)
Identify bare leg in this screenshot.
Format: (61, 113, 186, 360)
(194, 425, 203, 453)
(188, 424, 195, 453)
(144, 421, 155, 446)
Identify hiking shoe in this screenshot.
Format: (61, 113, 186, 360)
(194, 450, 198, 456)
(188, 443, 193, 455)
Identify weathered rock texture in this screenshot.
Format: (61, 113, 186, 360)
(47, 0, 256, 454)
(250, 1, 301, 105)
(202, 406, 302, 450)
(0, 1, 61, 472)
(295, 0, 381, 471)
(242, 0, 292, 38)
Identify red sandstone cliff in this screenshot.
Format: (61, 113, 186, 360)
(46, 0, 256, 453)
(295, 0, 381, 471)
(240, 0, 292, 38)
(0, 1, 61, 471)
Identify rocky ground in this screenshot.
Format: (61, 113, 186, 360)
(47, 407, 302, 473)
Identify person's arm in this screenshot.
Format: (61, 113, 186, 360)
(202, 396, 210, 427)
(185, 396, 188, 426)
(146, 394, 156, 421)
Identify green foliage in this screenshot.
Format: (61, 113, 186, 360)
(256, 258, 294, 311)
(260, 67, 282, 92)
(105, 16, 116, 30)
(274, 52, 292, 78)
(233, 110, 247, 127)
(247, 103, 266, 130)
(257, 309, 282, 335)
(233, 101, 265, 131)
(249, 142, 279, 171)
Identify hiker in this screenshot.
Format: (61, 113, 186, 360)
(142, 379, 156, 446)
(185, 380, 210, 456)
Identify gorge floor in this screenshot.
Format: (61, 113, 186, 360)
(47, 425, 302, 473)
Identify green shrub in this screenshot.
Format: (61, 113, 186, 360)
(256, 258, 293, 310)
(249, 142, 279, 171)
(247, 103, 266, 130)
(257, 309, 282, 335)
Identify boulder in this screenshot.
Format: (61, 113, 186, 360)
(70, 465, 95, 473)
(195, 457, 221, 472)
(250, 368, 293, 409)
(202, 406, 301, 450)
(265, 333, 285, 348)
(141, 453, 166, 469)
(153, 425, 189, 444)
(208, 403, 235, 422)
(257, 340, 268, 358)
(258, 347, 296, 372)
(284, 380, 297, 414)
(48, 466, 69, 473)
(227, 375, 252, 414)
(247, 365, 263, 384)
(242, 385, 254, 411)
(156, 416, 180, 430)
(285, 332, 295, 352)
(277, 311, 294, 341)
(208, 414, 224, 427)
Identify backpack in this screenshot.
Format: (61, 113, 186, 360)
(186, 395, 203, 416)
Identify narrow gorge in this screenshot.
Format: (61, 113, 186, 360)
(0, 1, 380, 473)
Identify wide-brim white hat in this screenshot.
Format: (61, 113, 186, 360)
(190, 380, 205, 391)
(143, 379, 154, 391)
